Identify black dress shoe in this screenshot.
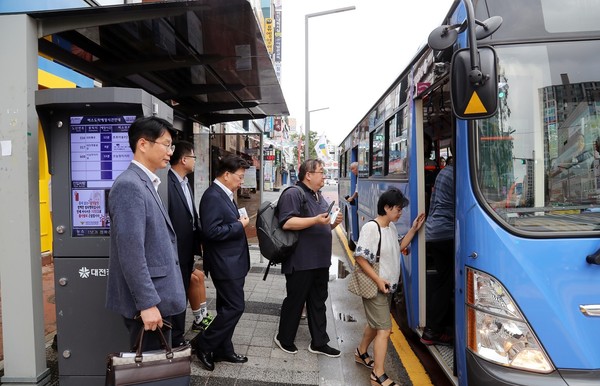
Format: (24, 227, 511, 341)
(212, 352, 248, 363)
(196, 350, 214, 371)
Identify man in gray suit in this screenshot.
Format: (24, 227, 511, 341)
(106, 116, 186, 350)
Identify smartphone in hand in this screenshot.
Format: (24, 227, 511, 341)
(327, 201, 339, 224)
(326, 201, 335, 215)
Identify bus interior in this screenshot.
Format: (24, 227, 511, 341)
(417, 77, 457, 378)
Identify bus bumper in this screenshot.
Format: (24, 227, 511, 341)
(467, 351, 600, 385)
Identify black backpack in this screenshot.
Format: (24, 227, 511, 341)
(256, 185, 307, 280)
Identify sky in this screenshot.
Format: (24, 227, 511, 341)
(279, 0, 454, 145)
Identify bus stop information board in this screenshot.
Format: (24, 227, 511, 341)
(70, 115, 135, 237)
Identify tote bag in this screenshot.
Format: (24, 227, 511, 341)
(105, 322, 191, 386)
(347, 220, 381, 299)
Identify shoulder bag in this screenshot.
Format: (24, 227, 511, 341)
(105, 321, 191, 386)
(347, 220, 381, 299)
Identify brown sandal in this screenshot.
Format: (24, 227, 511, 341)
(354, 347, 374, 369)
(370, 371, 398, 386)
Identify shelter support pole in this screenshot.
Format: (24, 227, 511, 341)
(0, 14, 50, 385)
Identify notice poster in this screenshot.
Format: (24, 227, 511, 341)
(242, 166, 257, 189)
(73, 190, 106, 228)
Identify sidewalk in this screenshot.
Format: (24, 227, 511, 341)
(39, 238, 412, 385)
(0, 255, 56, 362)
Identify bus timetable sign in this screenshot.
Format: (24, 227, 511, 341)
(450, 46, 498, 120)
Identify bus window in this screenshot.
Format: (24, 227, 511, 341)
(389, 109, 408, 178)
(345, 151, 352, 178)
(475, 40, 600, 232)
(371, 126, 385, 176)
(358, 124, 369, 178)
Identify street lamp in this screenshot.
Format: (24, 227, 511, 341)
(304, 6, 355, 161)
(309, 107, 330, 114)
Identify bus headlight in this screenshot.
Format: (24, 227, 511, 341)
(466, 268, 554, 373)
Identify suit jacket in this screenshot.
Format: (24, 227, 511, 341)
(199, 183, 250, 280)
(106, 163, 186, 319)
(167, 169, 201, 276)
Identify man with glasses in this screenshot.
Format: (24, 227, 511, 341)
(106, 116, 186, 350)
(273, 159, 343, 358)
(167, 140, 204, 347)
(194, 155, 251, 371)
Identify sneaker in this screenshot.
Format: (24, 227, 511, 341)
(308, 343, 341, 358)
(274, 335, 298, 354)
(420, 327, 453, 346)
(191, 314, 214, 332)
(191, 320, 203, 332)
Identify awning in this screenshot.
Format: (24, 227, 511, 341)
(28, 0, 288, 125)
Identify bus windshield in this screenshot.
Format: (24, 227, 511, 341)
(475, 41, 600, 233)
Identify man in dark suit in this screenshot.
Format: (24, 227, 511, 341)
(106, 116, 186, 350)
(167, 140, 202, 347)
(195, 155, 250, 371)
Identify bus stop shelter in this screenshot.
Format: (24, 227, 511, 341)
(0, 1, 287, 384)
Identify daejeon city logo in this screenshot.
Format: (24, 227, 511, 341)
(78, 267, 109, 279)
(78, 267, 90, 278)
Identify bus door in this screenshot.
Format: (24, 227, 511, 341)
(414, 79, 457, 377)
(339, 146, 358, 250)
(350, 146, 359, 245)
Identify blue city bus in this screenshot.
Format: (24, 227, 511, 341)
(338, 0, 600, 385)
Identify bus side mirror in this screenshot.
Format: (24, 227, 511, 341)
(451, 46, 498, 120)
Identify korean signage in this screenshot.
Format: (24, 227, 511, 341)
(264, 148, 275, 161)
(264, 18, 274, 54)
(264, 116, 274, 138)
(274, 10, 282, 63)
(274, 117, 282, 131)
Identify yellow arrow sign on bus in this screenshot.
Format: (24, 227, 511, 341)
(464, 91, 487, 115)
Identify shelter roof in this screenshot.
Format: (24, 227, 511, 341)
(28, 0, 288, 125)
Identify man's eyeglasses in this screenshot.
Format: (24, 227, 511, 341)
(148, 140, 175, 152)
(232, 172, 245, 180)
(185, 155, 197, 159)
(309, 171, 325, 174)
